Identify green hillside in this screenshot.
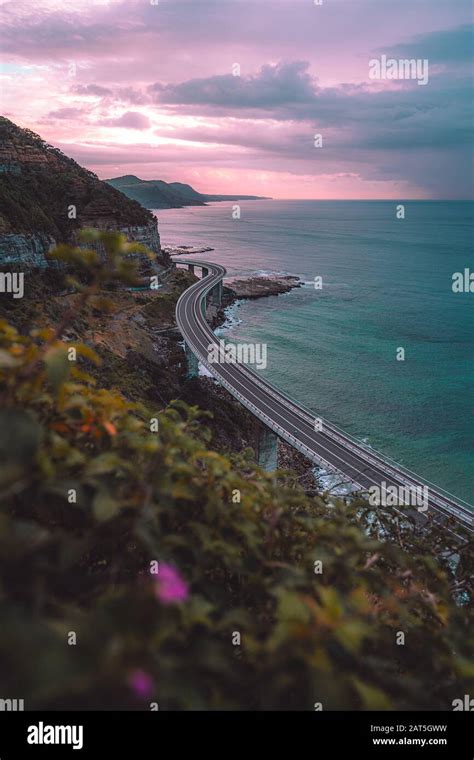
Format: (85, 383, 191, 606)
(107, 174, 270, 209)
(106, 175, 206, 209)
(0, 118, 154, 238)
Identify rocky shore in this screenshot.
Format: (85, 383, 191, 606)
(208, 272, 302, 333)
(164, 245, 215, 256)
(226, 274, 302, 299)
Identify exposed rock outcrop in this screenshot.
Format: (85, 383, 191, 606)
(0, 232, 57, 268)
(226, 274, 302, 299)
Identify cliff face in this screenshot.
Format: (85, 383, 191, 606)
(0, 118, 169, 269)
(0, 232, 58, 268)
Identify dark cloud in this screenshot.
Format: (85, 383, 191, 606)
(150, 61, 315, 108)
(151, 61, 473, 151)
(147, 59, 474, 197)
(382, 23, 473, 64)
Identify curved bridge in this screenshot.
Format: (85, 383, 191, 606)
(176, 260, 474, 536)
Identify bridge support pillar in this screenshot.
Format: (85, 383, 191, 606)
(257, 425, 278, 472)
(201, 267, 209, 278)
(184, 341, 199, 378)
(211, 281, 223, 306)
(188, 264, 195, 275)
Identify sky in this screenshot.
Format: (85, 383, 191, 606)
(0, 0, 472, 199)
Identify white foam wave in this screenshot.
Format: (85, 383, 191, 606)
(314, 466, 359, 498)
(198, 362, 214, 378)
(215, 300, 244, 336)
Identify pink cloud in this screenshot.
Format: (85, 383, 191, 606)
(47, 107, 86, 120)
(99, 111, 151, 130)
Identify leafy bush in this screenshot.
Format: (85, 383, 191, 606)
(0, 231, 472, 710)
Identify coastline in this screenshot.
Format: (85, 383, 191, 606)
(168, 241, 353, 495)
(189, 262, 319, 492)
(210, 275, 302, 331)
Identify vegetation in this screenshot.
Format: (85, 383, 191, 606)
(0, 231, 472, 710)
(0, 117, 154, 237)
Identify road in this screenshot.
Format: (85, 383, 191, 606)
(176, 260, 474, 537)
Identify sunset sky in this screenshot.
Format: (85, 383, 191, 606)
(0, 0, 472, 199)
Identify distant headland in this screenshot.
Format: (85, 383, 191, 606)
(105, 175, 271, 210)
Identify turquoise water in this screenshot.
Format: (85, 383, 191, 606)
(159, 200, 474, 506)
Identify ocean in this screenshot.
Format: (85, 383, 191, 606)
(158, 200, 474, 506)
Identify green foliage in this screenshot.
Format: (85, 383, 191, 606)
(0, 117, 154, 237)
(0, 231, 472, 710)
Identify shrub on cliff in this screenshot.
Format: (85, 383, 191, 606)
(0, 231, 472, 710)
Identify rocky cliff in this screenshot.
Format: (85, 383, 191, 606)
(0, 118, 168, 269)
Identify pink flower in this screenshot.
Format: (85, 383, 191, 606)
(155, 563, 189, 604)
(128, 669, 154, 699)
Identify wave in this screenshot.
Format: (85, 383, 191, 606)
(198, 362, 214, 378)
(215, 301, 244, 336)
(314, 466, 359, 498)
